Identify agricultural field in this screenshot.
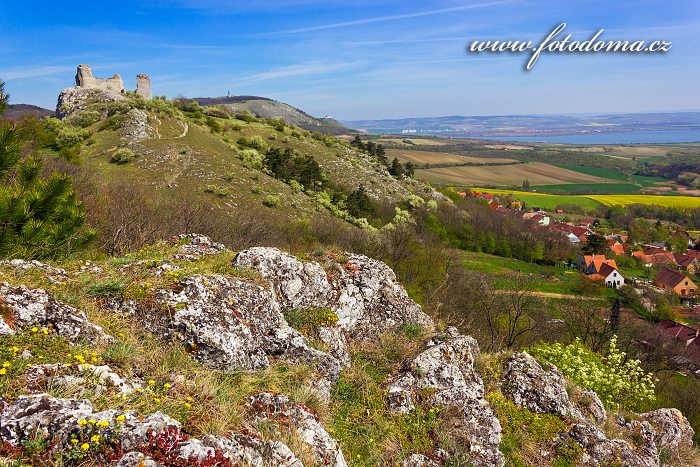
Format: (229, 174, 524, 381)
(377, 137, 447, 146)
(587, 194, 700, 208)
(417, 162, 609, 186)
(387, 149, 515, 165)
(466, 187, 700, 210)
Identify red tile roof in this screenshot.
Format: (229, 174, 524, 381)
(654, 268, 691, 289)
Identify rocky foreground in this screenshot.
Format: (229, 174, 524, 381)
(0, 235, 695, 466)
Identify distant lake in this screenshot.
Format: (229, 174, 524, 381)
(365, 129, 700, 144)
(467, 130, 700, 144)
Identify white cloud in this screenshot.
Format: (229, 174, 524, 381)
(0, 65, 74, 81)
(262, 0, 517, 35)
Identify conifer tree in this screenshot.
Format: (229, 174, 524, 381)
(0, 80, 94, 259)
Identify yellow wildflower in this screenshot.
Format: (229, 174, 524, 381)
(42, 328, 48, 335)
(88, 419, 97, 425)
(184, 402, 191, 408)
(31, 327, 38, 333)
(2, 361, 10, 367)
(164, 383, 171, 390)
(78, 419, 88, 426)
(153, 398, 161, 403)
(186, 396, 193, 402)
(0, 369, 6, 375)
(148, 379, 155, 386)
(70, 439, 78, 444)
(96, 420, 109, 428)
(116, 415, 126, 422)
(81, 443, 90, 451)
(91, 435, 100, 443)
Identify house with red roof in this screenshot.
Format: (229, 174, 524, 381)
(654, 268, 697, 298)
(658, 319, 699, 346)
(607, 239, 625, 256)
(674, 253, 700, 275)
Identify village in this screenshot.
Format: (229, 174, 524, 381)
(460, 189, 700, 350)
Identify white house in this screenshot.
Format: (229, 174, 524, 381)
(600, 263, 624, 289)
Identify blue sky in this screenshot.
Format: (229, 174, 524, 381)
(1, 0, 698, 119)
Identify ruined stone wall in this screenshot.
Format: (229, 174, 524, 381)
(136, 74, 151, 99)
(75, 64, 124, 93)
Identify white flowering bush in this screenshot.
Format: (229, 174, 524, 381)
(529, 336, 655, 411)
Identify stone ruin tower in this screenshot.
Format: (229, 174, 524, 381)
(74, 64, 151, 99)
(136, 74, 152, 99)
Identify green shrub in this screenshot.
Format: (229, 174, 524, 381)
(55, 126, 90, 148)
(529, 336, 655, 411)
(110, 148, 135, 164)
(70, 110, 101, 128)
(262, 194, 280, 207)
(237, 149, 263, 169)
(249, 135, 268, 151)
(234, 112, 257, 123)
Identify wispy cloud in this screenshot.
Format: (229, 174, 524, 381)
(0, 65, 75, 81)
(261, 0, 517, 35)
(238, 62, 362, 82)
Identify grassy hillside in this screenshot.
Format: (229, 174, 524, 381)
(36, 91, 437, 253)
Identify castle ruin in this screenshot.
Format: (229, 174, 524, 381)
(74, 64, 151, 99)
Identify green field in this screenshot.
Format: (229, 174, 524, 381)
(554, 165, 627, 181)
(530, 183, 642, 194)
(461, 251, 615, 297)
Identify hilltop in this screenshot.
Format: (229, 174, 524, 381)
(2, 103, 54, 120)
(40, 82, 439, 254)
(193, 96, 350, 135)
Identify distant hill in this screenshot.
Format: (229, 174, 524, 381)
(3, 104, 54, 120)
(193, 96, 350, 135)
(343, 112, 700, 137)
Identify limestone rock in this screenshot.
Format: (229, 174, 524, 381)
(502, 352, 580, 419)
(387, 334, 483, 413)
(0, 393, 178, 452)
(641, 408, 695, 453)
(562, 423, 658, 467)
(0, 283, 111, 344)
(233, 247, 434, 340)
(120, 108, 152, 142)
(56, 86, 125, 119)
(401, 453, 440, 467)
(118, 273, 342, 398)
(385, 331, 503, 467)
(576, 389, 607, 424)
(115, 452, 162, 467)
(248, 392, 347, 466)
(203, 433, 303, 467)
(176, 234, 227, 257)
(1, 393, 303, 467)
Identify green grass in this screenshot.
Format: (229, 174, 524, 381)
(554, 165, 627, 181)
(462, 251, 542, 274)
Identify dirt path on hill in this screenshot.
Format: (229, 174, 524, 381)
(494, 290, 607, 300)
